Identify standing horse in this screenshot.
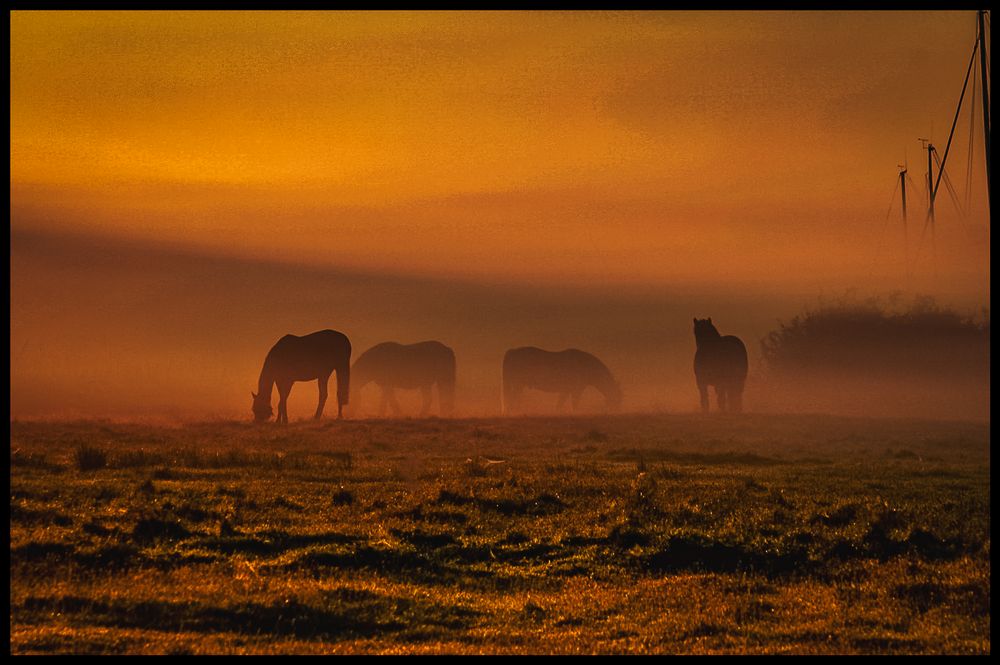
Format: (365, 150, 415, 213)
(502, 347, 621, 415)
(693, 318, 748, 413)
(251, 329, 352, 424)
(351, 341, 456, 417)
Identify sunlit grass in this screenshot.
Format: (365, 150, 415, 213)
(9, 414, 990, 654)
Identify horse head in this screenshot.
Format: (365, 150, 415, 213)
(693, 317, 720, 344)
(607, 380, 623, 411)
(251, 391, 273, 423)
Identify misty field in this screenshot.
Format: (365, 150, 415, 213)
(9, 414, 989, 655)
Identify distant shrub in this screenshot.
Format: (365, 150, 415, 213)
(332, 487, 354, 506)
(608, 522, 651, 549)
(152, 466, 179, 480)
(463, 457, 489, 477)
(112, 448, 164, 468)
(132, 516, 189, 543)
(75, 444, 108, 471)
(761, 294, 988, 380)
(325, 451, 353, 469)
(10, 449, 61, 471)
(625, 472, 658, 522)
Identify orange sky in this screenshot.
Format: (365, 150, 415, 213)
(9, 11, 992, 421)
(11, 10, 990, 294)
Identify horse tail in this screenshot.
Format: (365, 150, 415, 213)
(500, 359, 507, 416)
(338, 360, 351, 406)
(439, 348, 457, 416)
(501, 350, 520, 416)
(500, 352, 511, 416)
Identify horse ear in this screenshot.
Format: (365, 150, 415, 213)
(251, 392, 257, 399)
(708, 317, 712, 324)
(693, 318, 697, 324)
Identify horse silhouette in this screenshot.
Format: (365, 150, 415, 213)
(351, 341, 456, 417)
(693, 318, 748, 414)
(502, 346, 621, 415)
(251, 329, 352, 424)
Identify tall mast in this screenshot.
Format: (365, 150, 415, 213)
(978, 10, 990, 201)
(900, 165, 908, 281)
(917, 138, 937, 275)
(926, 140, 935, 246)
(900, 168, 908, 223)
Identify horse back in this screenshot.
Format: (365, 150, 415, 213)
(357, 341, 455, 388)
(695, 335, 748, 383)
(268, 329, 352, 380)
(504, 347, 604, 392)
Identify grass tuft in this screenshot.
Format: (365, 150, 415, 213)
(74, 444, 108, 471)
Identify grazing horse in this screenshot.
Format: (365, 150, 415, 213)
(351, 341, 456, 417)
(693, 318, 748, 414)
(251, 329, 352, 424)
(502, 346, 621, 415)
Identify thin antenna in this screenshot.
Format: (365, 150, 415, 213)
(928, 33, 979, 219)
(918, 138, 935, 226)
(966, 54, 977, 211)
(899, 161, 909, 283)
(917, 138, 936, 275)
(978, 9, 991, 202)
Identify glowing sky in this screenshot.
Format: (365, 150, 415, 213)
(10, 10, 990, 290)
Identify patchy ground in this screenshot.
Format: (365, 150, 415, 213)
(10, 414, 990, 654)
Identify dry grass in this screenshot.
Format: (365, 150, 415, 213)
(9, 413, 990, 654)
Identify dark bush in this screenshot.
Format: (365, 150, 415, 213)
(760, 294, 988, 379)
(75, 444, 108, 471)
(332, 488, 354, 506)
(758, 294, 988, 418)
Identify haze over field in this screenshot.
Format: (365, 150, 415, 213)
(10, 11, 990, 421)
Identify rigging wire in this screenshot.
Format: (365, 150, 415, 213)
(984, 13, 991, 102)
(933, 149, 966, 219)
(909, 172, 931, 269)
(884, 174, 900, 223)
(869, 175, 902, 281)
(917, 34, 979, 246)
(966, 55, 977, 211)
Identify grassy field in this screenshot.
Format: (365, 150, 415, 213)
(9, 413, 990, 654)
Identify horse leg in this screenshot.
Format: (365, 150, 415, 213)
(717, 385, 728, 413)
(314, 373, 330, 420)
(502, 380, 519, 416)
(420, 385, 433, 417)
(698, 382, 710, 413)
(437, 376, 455, 416)
(277, 381, 293, 425)
(378, 387, 389, 418)
(336, 364, 350, 419)
(506, 388, 521, 416)
(387, 388, 403, 417)
(731, 383, 744, 414)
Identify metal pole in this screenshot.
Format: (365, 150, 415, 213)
(900, 169, 909, 282)
(901, 169, 908, 222)
(931, 38, 978, 204)
(978, 10, 990, 201)
(928, 143, 936, 274)
(928, 143, 936, 239)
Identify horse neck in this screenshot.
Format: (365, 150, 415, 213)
(349, 359, 373, 391)
(436, 360, 456, 387)
(589, 363, 615, 396)
(256, 362, 276, 401)
(695, 330, 722, 349)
